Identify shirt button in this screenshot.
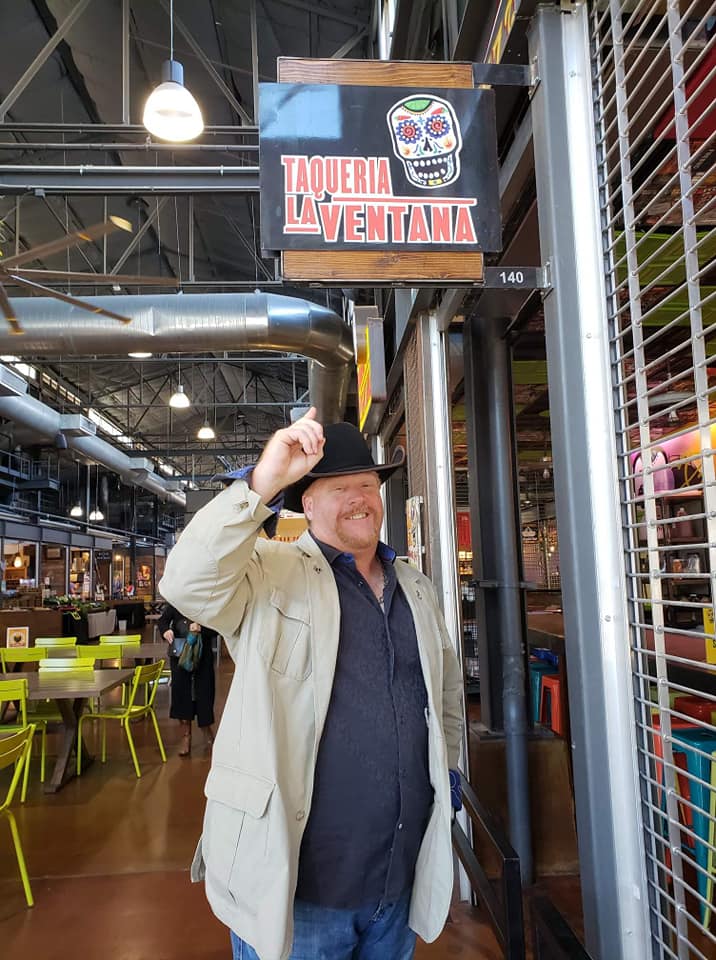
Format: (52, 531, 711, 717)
(398, 823, 403, 831)
(296, 810, 305, 821)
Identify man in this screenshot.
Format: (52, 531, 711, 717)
(159, 408, 464, 960)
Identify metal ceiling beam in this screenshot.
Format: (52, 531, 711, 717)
(86, 400, 298, 409)
(111, 198, 169, 274)
(141, 446, 263, 457)
(272, 0, 369, 28)
(331, 26, 370, 58)
(0, 141, 258, 152)
(0, 165, 260, 194)
(157, 0, 252, 125)
(251, 0, 260, 122)
(0, 123, 257, 134)
(0, 0, 94, 121)
(122, 0, 130, 124)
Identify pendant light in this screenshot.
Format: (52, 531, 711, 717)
(169, 383, 190, 408)
(197, 407, 215, 440)
(169, 359, 191, 408)
(142, 0, 204, 142)
(69, 461, 83, 518)
(197, 366, 219, 441)
(12, 551, 23, 569)
(88, 466, 104, 523)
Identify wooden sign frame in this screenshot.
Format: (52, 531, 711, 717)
(275, 58, 486, 285)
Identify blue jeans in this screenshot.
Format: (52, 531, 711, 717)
(230, 893, 416, 960)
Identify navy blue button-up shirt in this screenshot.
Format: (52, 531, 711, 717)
(295, 536, 434, 908)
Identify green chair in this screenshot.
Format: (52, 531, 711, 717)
(99, 634, 141, 645)
(77, 659, 167, 778)
(34, 637, 77, 648)
(38, 656, 95, 673)
(0, 725, 36, 907)
(1, 664, 53, 785)
(0, 648, 44, 673)
(77, 643, 123, 663)
(0, 678, 33, 801)
(78, 644, 123, 710)
(35, 656, 96, 741)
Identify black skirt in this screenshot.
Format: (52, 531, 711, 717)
(169, 635, 215, 727)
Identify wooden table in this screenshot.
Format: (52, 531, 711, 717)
(120, 643, 168, 662)
(527, 611, 716, 695)
(0, 668, 134, 793)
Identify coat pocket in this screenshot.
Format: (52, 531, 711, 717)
(190, 835, 205, 882)
(258, 588, 312, 680)
(204, 765, 276, 913)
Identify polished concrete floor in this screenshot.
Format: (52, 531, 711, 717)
(1, 648, 582, 958)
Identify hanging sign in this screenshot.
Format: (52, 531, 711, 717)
(485, 0, 522, 65)
(259, 83, 501, 255)
(352, 305, 386, 433)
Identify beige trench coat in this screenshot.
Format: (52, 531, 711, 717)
(159, 480, 464, 960)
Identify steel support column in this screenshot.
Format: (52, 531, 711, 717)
(411, 310, 472, 902)
(528, 5, 649, 957)
(463, 313, 532, 883)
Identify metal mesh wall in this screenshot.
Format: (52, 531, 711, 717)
(590, 1, 716, 954)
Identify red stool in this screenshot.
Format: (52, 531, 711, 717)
(673, 695, 716, 725)
(539, 675, 565, 736)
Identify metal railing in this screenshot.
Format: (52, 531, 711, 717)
(451, 772, 525, 959)
(531, 895, 594, 960)
(452, 772, 595, 959)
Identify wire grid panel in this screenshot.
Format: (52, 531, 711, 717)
(590, 0, 716, 956)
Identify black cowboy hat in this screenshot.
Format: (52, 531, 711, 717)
(218, 422, 406, 513)
(282, 422, 406, 512)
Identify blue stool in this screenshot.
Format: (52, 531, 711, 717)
(670, 727, 716, 924)
(529, 662, 558, 724)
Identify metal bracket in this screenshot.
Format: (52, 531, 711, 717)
(474, 579, 539, 590)
(472, 63, 533, 88)
(483, 266, 551, 290)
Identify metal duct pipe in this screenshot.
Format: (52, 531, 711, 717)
(0, 370, 186, 505)
(6, 292, 353, 424)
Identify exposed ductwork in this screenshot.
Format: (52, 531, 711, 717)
(0, 292, 354, 508)
(4, 292, 354, 423)
(0, 364, 187, 505)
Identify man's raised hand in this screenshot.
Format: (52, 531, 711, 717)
(250, 407, 325, 504)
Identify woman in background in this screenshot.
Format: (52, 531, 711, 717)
(158, 601, 216, 756)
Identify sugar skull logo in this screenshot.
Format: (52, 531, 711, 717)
(387, 95, 463, 189)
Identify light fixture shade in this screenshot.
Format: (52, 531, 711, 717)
(12, 553, 23, 568)
(70, 504, 83, 518)
(169, 383, 191, 408)
(89, 508, 105, 522)
(128, 352, 153, 359)
(143, 60, 204, 142)
(197, 422, 215, 440)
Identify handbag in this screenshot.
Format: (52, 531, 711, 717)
(167, 614, 190, 657)
(168, 635, 186, 658)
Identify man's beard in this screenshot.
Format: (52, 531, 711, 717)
(335, 514, 380, 550)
